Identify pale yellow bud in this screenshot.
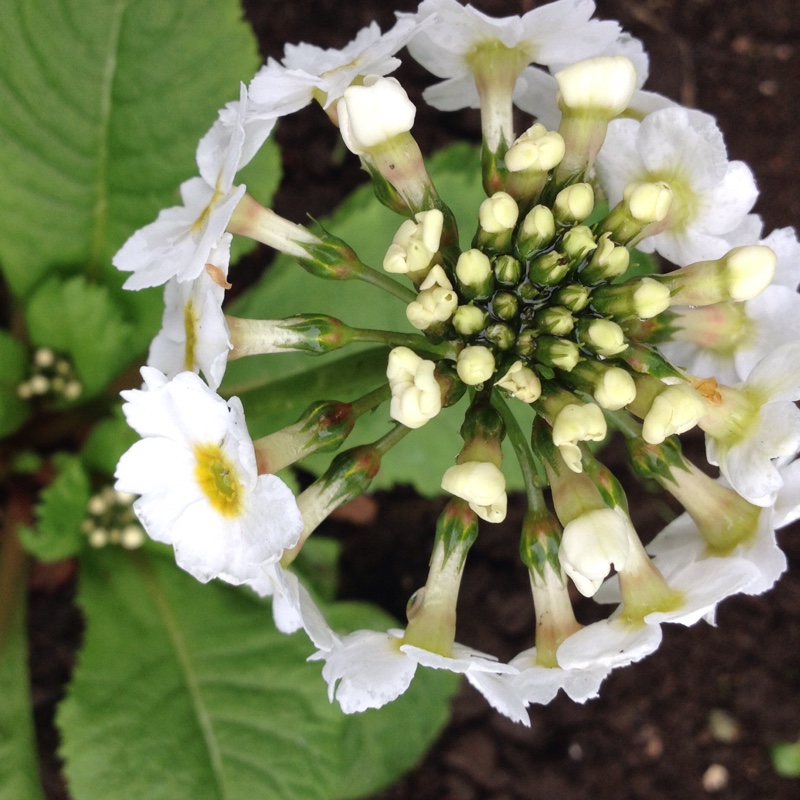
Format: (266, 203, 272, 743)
(551, 402, 607, 473)
(441, 461, 507, 523)
(593, 367, 637, 410)
(387, 347, 443, 429)
(479, 191, 519, 233)
(456, 345, 496, 386)
(642, 384, 708, 445)
(623, 181, 673, 223)
(496, 361, 542, 403)
(554, 182, 594, 224)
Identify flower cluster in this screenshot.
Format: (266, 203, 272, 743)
(113, 0, 800, 726)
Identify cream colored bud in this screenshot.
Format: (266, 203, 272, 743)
(623, 181, 673, 223)
(479, 192, 519, 233)
(382, 209, 444, 275)
(453, 304, 487, 336)
(441, 461, 507, 523)
(551, 402, 607, 473)
(554, 182, 594, 224)
(642, 384, 708, 445)
(87, 494, 107, 516)
(34, 348, 55, 368)
(120, 524, 146, 549)
(456, 345, 496, 386)
(589, 231, 630, 277)
(560, 508, 633, 597)
(633, 277, 672, 318)
(593, 367, 637, 410)
(546, 339, 581, 372)
(405, 266, 458, 330)
(584, 319, 628, 356)
(29, 375, 49, 395)
(520, 205, 556, 245)
(505, 124, 566, 172)
(337, 75, 416, 155)
(456, 249, 492, 287)
(496, 360, 542, 403)
(555, 56, 637, 117)
(561, 225, 596, 261)
(387, 346, 443, 429)
(724, 245, 777, 301)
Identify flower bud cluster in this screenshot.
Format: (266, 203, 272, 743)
(17, 348, 82, 402)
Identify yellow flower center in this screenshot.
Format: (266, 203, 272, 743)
(193, 443, 244, 517)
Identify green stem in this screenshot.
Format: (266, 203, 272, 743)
(604, 408, 643, 439)
(492, 393, 546, 513)
(345, 260, 418, 304)
(351, 328, 458, 359)
(349, 383, 392, 418)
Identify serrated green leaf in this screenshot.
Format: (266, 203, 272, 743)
(25, 276, 134, 397)
(221, 144, 537, 495)
(0, 0, 260, 298)
(58, 548, 456, 800)
(80, 406, 140, 476)
(18, 453, 89, 561)
(0, 542, 46, 800)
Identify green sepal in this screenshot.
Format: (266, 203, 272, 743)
(296, 226, 363, 281)
(284, 315, 356, 355)
(615, 342, 684, 380)
(519, 509, 562, 582)
(17, 453, 90, 561)
(481, 140, 509, 197)
(627, 435, 689, 487)
(364, 162, 410, 216)
(581, 448, 630, 514)
(435, 498, 479, 570)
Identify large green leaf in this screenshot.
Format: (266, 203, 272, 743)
(221, 144, 537, 495)
(0, 0, 264, 298)
(0, 542, 46, 800)
(58, 547, 457, 800)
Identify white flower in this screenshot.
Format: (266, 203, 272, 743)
(699, 341, 800, 506)
(114, 90, 252, 290)
(281, 18, 424, 108)
(115, 368, 303, 583)
(595, 107, 758, 266)
(147, 234, 233, 391)
(244, 562, 335, 650)
(309, 627, 516, 714)
(660, 227, 800, 384)
(405, 0, 620, 113)
(509, 646, 610, 704)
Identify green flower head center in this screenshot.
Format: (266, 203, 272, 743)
(194, 443, 244, 517)
(466, 39, 533, 91)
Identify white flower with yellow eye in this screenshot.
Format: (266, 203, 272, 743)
(115, 368, 303, 584)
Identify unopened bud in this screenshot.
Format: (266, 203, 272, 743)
(555, 56, 637, 117)
(551, 402, 607, 472)
(532, 306, 575, 336)
(535, 336, 580, 372)
(387, 347, 443, 429)
(505, 124, 566, 173)
(553, 183, 595, 224)
(441, 461, 507, 523)
(554, 283, 591, 312)
(591, 277, 671, 320)
(659, 245, 777, 306)
(493, 254, 522, 285)
(491, 291, 519, 321)
(624, 181, 673, 223)
(455, 248, 494, 299)
(456, 345, 496, 385)
(578, 318, 628, 356)
(405, 266, 458, 331)
(496, 360, 542, 403)
(517, 205, 556, 258)
(592, 367, 637, 410)
(560, 507, 632, 597)
(453, 303, 487, 336)
(479, 191, 519, 233)
(382, 209, 444, 276)
(581, 231, 630, 283)
(337, 76, 416, 155)
(641, 384, 708, 444)
(483, 322, 516, 351)
(528, 250, 570, 285)
(560, 225, 596, 263)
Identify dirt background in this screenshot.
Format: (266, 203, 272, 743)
(29, 1, 800, 799)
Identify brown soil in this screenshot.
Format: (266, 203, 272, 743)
(28, 2, 800, 799)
